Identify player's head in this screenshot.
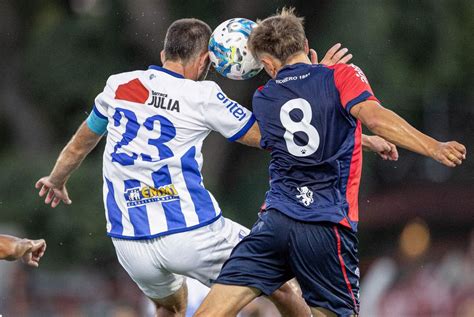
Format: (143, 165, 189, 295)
(248, 7, 309, 78)
(161, 18, 212, 81)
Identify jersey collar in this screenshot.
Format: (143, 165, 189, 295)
(276, 62, 312, 78)
(148, 65, 185, 79)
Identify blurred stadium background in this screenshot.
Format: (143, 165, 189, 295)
(0, 0, 473, 316)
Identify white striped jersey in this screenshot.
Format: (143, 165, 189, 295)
(87, 65, 255, 240)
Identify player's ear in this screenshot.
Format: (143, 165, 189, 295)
(304, 39, 309, 55)
(160, 50, 166, 64)
(261, 56, 277, 78)
(199, 51, 210, 69)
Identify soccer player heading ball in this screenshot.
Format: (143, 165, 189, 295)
(195, 7, 466, 317)
(36, 16, 367, 316)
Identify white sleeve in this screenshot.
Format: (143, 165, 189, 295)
(93, 77, 116, 118)
(202, 82, 256, 141)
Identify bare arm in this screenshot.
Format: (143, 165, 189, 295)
(351, 101, 466, 167)
(237, 122, 262, 148)
(35, 122, 103, 207)
(0, 235, 47, 267)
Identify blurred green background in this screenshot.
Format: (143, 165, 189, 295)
(0, 0, 473, 316)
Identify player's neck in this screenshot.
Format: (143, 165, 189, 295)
(162, 61, 198, 80)
(284, 53, 311, 67)
(275, 53, 311, 75)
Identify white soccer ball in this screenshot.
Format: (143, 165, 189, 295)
(208, 18, 263, 80)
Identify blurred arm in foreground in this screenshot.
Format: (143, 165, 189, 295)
(0, 234, 46, 267)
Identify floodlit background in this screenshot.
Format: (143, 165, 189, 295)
(0, 0, 473, 316)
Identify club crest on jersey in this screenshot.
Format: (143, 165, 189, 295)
(296, 186, 314, 207)
(148, 91, 180, 112)
(125, 184, 179, 207)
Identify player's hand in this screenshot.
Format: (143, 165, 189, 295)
(20, 239, 47, 268)
(431, 141, 466, 167)
(35, 176, 72, 208)
(363, 135, 399, 161)
(310, 43, 353, 66)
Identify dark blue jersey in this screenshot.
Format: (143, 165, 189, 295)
(253, 63, 379, 231)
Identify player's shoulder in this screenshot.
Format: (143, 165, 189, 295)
(105, 70, 147, 87)
(194, 80, 228, 102)
(326, 63, 369, 86)
(327, 63, 366, 76)
(195, 80, 221, 91)
(253, 83, 270, 101)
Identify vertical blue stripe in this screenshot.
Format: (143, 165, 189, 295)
(152, 166, 186, 230)
(181, 147, 216, 222)
(105, 177, 123, 235)
(124, 180, 151, 236)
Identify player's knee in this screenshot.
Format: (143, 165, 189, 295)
(153, 299, 187, 317)
(151, 283, 188, 316)
(310, 307, 339, 317)
(193, 306, 224, 317)
(269, 282, 310, 317)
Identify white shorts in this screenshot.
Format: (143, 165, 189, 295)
(112, 216, 249, 299)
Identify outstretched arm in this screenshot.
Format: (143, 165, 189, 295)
(35, 122, 103, 207)
(351, 101, 466, 167)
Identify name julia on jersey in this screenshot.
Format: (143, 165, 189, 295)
(148, 91, 180, 112)
(146, 90, 247, 123)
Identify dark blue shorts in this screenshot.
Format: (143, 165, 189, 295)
(216, 209, 360, 316)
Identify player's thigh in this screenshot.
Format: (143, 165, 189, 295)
(158, 217, 249, 287)
(215, 210, 294, 296)
(289, 222, 360, 316)
(112, 237, 184, 300)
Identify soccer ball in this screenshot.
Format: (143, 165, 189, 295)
(209, 18, 263, 80)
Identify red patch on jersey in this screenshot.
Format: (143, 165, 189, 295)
(257, 85, 265, 91)
(115, 78, 149, 104)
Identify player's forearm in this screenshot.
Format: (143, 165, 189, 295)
(237, 122, 262, 148)
(0, 235, 16, 259)
(361, 134, 378, 151)
(359, 104, 438, 157)
(49, 122, 102, 185)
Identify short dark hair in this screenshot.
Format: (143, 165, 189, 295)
(248, 7, 306, 63)
(163, 18, 212, 63)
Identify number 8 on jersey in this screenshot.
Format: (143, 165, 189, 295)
(280, 98, 320, 157)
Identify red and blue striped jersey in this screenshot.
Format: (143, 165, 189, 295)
(253, 63, 379, 231)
